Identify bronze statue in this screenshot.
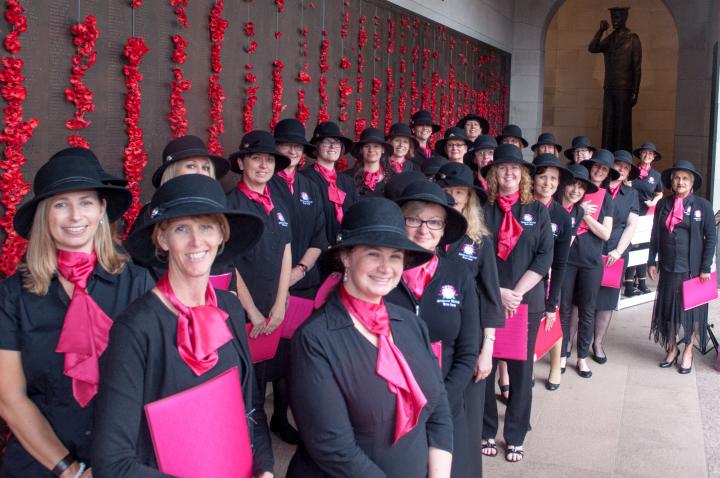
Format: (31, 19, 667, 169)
(588, 7, 642, 152)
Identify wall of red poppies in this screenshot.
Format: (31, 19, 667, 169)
(0, 0, 509, 277)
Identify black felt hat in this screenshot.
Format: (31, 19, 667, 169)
(563, 135, 596, 161)
(14, 149, 133, 239)
(351, 127, 394, 159)
(434, 127, 473, 156)
(125, 174, 264, 266)
(434, 162, 488, 204)
(456, 113, 490, 134)
(152, 135, 230, 188)
(495, 124, 529, 148)
(612, 150, 640, 181)
(531, 132, 563, 153)
(532, 153, 574, 185)
(386, 122, 420, 151)
(273, 118, 316, 156)
(322, 197, 434, 271)
(480, 143, 536, 178)
(384, 171, 427, 201)
(661, 160, 702, 191)
(632, 142, 662, 162)
(410, 110, 441, 133)
(420, 154, 449, 177)
(581, 149, 621, 181)
(395, 180, 468, 246)
(228, 130, 291, 173)
(566, 163, 599, 194)
(49, 147, 128, 187)
(308, 121, 354, 157)
(464, 134, 497, 170)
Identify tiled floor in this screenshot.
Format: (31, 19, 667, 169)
(266, 294, 720, 477)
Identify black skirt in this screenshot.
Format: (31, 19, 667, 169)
(650, 270, 708, 347)
(595, 253, 628, 311)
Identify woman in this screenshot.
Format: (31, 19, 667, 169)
(435, 127, 472, 163)
(559, 151, 615, 379)
(456, 114, 489, 143)
(345, 127, 396, 197)
(301, 121, 357, 247)
(480, 144, 553, 462)
(563, 136, 595, 165)
(93, 174, 273, 477)
(386, 180, 478, 477)
(387, 122, 418, 173)
(410, 110, 441, 164)
(649, 161, 716, 374)
(592, 150, 640, 363)
(463, 134, 496, 189)
(625, 142, 663, 296)
(531, 133, 562, 158)
(495, 125, 528, 151)
(288, 198, 453, 477)
(531, 154, 574, 390)
(0, 150, 153, 477)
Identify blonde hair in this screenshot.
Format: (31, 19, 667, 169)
(20, 194, 128, 296)
(151, 214, 230, 261)
(160, 158, 217, 186)
(484, 166, 533, 205)
(460, 188, 490, 245)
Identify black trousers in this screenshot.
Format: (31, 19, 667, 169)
(482, 314, 541, 446)
(463, 378, 486, 477)
(560, 262, 603, 358)
(601, 88, 633, 152)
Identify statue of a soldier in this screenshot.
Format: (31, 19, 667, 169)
(589, 7, 642, 152)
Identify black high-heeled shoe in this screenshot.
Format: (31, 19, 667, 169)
(678, 356, 693, 374)
(659, 349, 679, 368)
(576, 360, 592, 378)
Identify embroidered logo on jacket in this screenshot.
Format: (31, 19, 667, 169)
(457, 243, 477, 261)
(520, 213, 536, 227)
(551, 222, 558, 237)
(437, 285, 461, 308)
(276, 212, 289, 227)
(299, 191, 314, 206)
(693, 209, 702, 221)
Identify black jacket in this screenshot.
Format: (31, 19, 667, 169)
(546, 200, 572, 313)
(301, 165, 359, 246)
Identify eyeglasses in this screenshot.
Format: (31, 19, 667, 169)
(319, 139, 342, 148)
(404, 217, 446, 230)
(447, 142, 467, 149)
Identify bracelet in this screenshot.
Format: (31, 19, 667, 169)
(484, 335, 496, 342)
(73, 462, 87, 478)
(52, 453, 75, 477)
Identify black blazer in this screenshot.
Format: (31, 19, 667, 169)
(301, 165, 359, 246)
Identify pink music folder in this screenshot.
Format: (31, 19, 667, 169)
(601, 256, 625, 289)
(208, 272, 232, 291)
(492, 304, 528, 361)
(314, 272, 342, 309)
(245, 321, 283, 363)
(281, 296, 315, 339)
(533, 309, 562, 362)
(430, 341, 442, 368)
(682, 272, 718, 311)
(144, 367, 253, 478)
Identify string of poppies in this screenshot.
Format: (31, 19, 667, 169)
(243, 0, 258, 133)
(0, 0, 37, 276)
(383, 16, 394, 134)
(295, 4, 311, 127)
(354, 13, 367, 139)
(208, 0, 228, 154)
(168, 0, 190, 138)
(120, 2, 150, 238)
(64, 15, 98, 148)
(337, 1, 351, 122)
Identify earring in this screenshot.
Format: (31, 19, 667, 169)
(343, 269, 349, 282)
(99, 218, 104, 225)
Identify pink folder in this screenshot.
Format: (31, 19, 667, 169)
(533, 309, 562, 362)
(600, 256, 625, 289)
(144, 367, 253, 478)
(682, 272, 718, 311)
(430, 341, 442, 368)
(245, 321, 283, 363)
(281, 295, 315, 339)
(208, 272, 232, 291)
(492, 304, 528, 361)
(576, 189, 606, 234)
(314, 272, 342, 309)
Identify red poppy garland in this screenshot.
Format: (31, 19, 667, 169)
(64, 15, 99, 148)
(243, 13, 258, 133)
(207, 0, 228, 154)
(168, 0, 191, 138)
(270, 58, 285, 129)
(317, 34, 329, 123)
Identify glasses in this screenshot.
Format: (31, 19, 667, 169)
(404, 216, 446, 230)
(319, 139, 342, 148)
(475, 150, 493, 157)
(447, 142, 467, 149)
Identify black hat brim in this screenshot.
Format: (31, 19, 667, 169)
(14, 180, 132, 239)
(395, 193, 468, 246)
(228, 150, 291, 174)
(564, 146, 596, 161)
(434, 176, 488, 204)
(457, 115, 490, 134)
(274, 134, 317, 157)
(531, 142, 563, 153)
(411, 121, 441, 133)
(495, 136, 529, 148)
(435, 138, 473, 157)
(532, 162, 575, 186)
(660, 168, 702, 191)
(581, 159, 621, 181)
(632, 147, 662, 162)
(152, 151, 230, 188)
(351, 140, 395, 159)
(480, 159, 536, 179)
(308, 135, 354, 159)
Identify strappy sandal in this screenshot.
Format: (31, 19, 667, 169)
(505, 445, 524, 462)
(480, 439, 498, 457)
(496, 384, 510, 405)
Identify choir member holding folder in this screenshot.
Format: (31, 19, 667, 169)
(288, 198, 453, 477)
(0, 149, 153, 478)
(93, 174, 274, 477)
(480, 145, 554, 463)
(648, 161, 717, 374)
(592, 151, 640, 364)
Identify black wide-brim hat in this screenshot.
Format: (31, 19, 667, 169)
(308, 121, 354, 158)
(273, 118, 316, 156)
(463, 134, 497, 170)
(152, 135, 230, 188)
(434, 162, 488, 204)
(632, 142, 662, 162)
(456, 114, 490, 134)
(612, 150, 640, 181)
(384, 171, 427, 201)
(566, 163, 599, 194)
(564, 136, 596, 160)
(420, 154, 449, 177)
(14, 150, 133, 239)
(229, 130, 291, 173)
(532, 153, 574, 185)
(395, 180, 468, 246)
(581, 149, 621, 181)
(386, 122, 420, 151)
(410, 110, 441, 133)
(322, 197, 434, 272)
(435, 127, 473, 157)
(125, 174, 265, 265)
(480, 143, 536, 178)
(351, 127, 394, 159)
(661, 160, 702, 191)
(49, 147, 128, 187)
(531, 132, 563, 153)
(495, 124, 528, 148)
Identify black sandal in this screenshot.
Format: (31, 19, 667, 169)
(481, 439, 498, 457)
(505, 445, 524, 462)
(496, 384, 510, 405)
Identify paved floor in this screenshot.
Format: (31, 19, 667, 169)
(267, 295, 720, 477)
